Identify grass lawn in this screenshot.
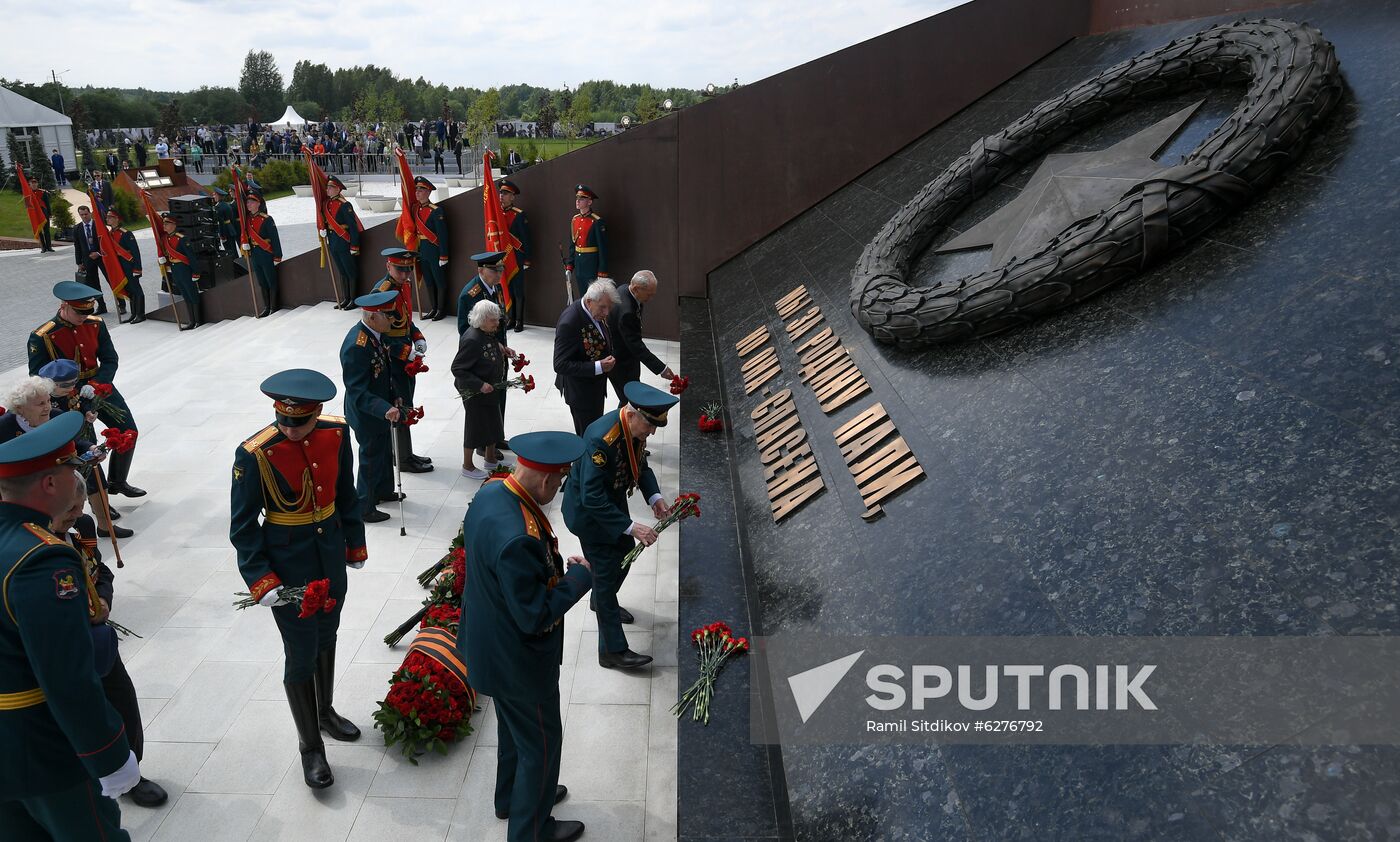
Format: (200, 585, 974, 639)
(1, 188, 293, 239)
(498, 137, 601, 162)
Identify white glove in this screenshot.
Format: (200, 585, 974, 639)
(157, 256, 167, 265)
(80, 385, 96, 400)
(99, 750, 140, 798)
(318, 229, 327, 239)
(240, 244, 251, 253)
(438, 257, 448, 267)
(258, 587, 282, 607)
(347, 560, 365, 570)
(412, 339, 427, 357)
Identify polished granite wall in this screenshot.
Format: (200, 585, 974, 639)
(682, 0, 1400, 839)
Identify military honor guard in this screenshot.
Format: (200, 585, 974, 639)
(607, 270, 677, 405)
(553, 280, 620, 436)
(372, 247, 433, 473)
(459, 431, 593, 842)
(324, 175, 363, 309)
(498, 179, 533, 332)
(28, 282, 146, 499)
(565, 185, 608, 298)
(56, 489, 167, 807)
(340, 291, 404, 523)
(104, 207, 147, 324)
(229, 370, 367, 789)
(213, 186, 239, 256)
(413, 176, 451, 320)
(562, 382, 676, 670)
(240, 187, 283, 317)
(0, 411, 141, 839)
(160, 212, 203, 330)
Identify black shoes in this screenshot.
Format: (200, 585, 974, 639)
(363, 508, 390, 523)
(590, 604, 635, 624)
(106, 482, 147, 498)
(400, 459, 434, 474)
(598, 649, 652, 670)
(496, 785, 568, 819)
(512, 324, 524, 333)
(378, 491, 407, 503)
(124, 777, 168, 808)
(97, 524, 134, 539)
(431, 310, 446, 321)
(129, 315, 146, 324)
(545, 820, 585, 841)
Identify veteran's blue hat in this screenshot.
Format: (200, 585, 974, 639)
(381, 247, 417, 266)
(37, 359, 79, 384)
(509, 431, 586, 474)
(624, 381, 678, 427)
(355, 291, 398, 311)
(471, 251, 506, 267)
(261, 369, 336, 426)
(0, 411, 86, 478)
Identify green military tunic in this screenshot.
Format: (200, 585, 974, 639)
(0, 502, 132, 838)
(230, 416, 367, 681)
(561, 409, 661, 654)
(340, 322, 398, 511)
(460, 476, 591, 842)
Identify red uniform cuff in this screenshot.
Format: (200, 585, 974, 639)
(249, 572, 282, 602)
(347, 546, 367, 563)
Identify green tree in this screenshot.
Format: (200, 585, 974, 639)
(238, 50, 285, 121)
(181, 87, 249, 124)
(564, 91, 593, 145)
(634, 88, 660, 123)
(465, 87, 501, 147)
(532, 91, 558, 138)
(287, 61, 335, 114)
(156, 99, 183, 144)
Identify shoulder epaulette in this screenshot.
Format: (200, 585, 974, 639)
(468, 285, 482, 298)
(85, 315, 105, 324)
(21, 523, 67, 547)
(519, 502, 541, 541)
(318, 414, 347, 425)
(241, 425, 278, 453)
(34, 320, 56, 337)
(602, 422, 622, 445)
(591, 213, 601, 220)
(355, 331, 367, 347)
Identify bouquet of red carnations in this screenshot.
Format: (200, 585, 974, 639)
(620, 493, 701, 571)
(669, 374, 690, 395)
(673, 621, 749, 724)
(404, 357, 429, 377)
(100, 428, 138, 453)
(697, 402, 724, 433)
(458, 373, 536, 400)
(400, 406, 425, 427)
(232, 577, 337, 617)
(88, 382, 127, 422)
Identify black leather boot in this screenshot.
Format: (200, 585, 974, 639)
(423, 286, 439, 321)
(285, 680, 334, 788)
(105, 449, 147, 497)
(315, 647, 361, 742)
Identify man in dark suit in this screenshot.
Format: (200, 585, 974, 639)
(552, 280, 619, 436)
(89, 172, 114, 209)
(71, 206, 110, 315)
(606, 270, 677, 405)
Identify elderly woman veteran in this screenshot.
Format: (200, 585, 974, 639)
(452, 300, 509, 480)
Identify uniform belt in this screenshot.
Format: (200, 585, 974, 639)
(0, 687, 45, 710)
(79, 367, 98, 379)
(265, 502, 336, 526)
(574, 246, 598, 253)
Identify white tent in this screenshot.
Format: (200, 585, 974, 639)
(0, 86, 75, 174)
(271, 104, 309, 130)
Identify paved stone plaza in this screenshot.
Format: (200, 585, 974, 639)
(0, 301, 679, 841)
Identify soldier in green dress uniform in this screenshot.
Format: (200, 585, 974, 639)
(498, 179, 532, 332)
(160, 212, 204, 330)
(239, 187, 283, 317)
(372, 248, 432, 473)
(213, 186, 239, 256)
(323, 175, 363, 309)
(339, 291, 404, 524)
(562, 382, 675, 669)
(104, 207, 147, 324)
(0, 411, 141, 840)
(28, 282, 146, 499)
(229, 369, 368, 789)
(459, 431, 593, 842)
(412, 176, 450, 320)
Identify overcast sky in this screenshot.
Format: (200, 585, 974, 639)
(3, 0, 970, 91)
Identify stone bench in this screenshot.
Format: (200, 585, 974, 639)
(292, 185, 314, 197)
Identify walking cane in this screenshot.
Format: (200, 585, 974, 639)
(390, 407, 407, 536)
(91, 466, 125, 569)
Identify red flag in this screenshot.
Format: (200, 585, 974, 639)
(481, 151, 522, 312)
(302, 150, 331, 268)
(139, 190, 168, 266)
(394, 147, 419, 252)
(88, 188, 128, 300)
(17, 164, 47, 238)
(230, 165, 253, 248)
